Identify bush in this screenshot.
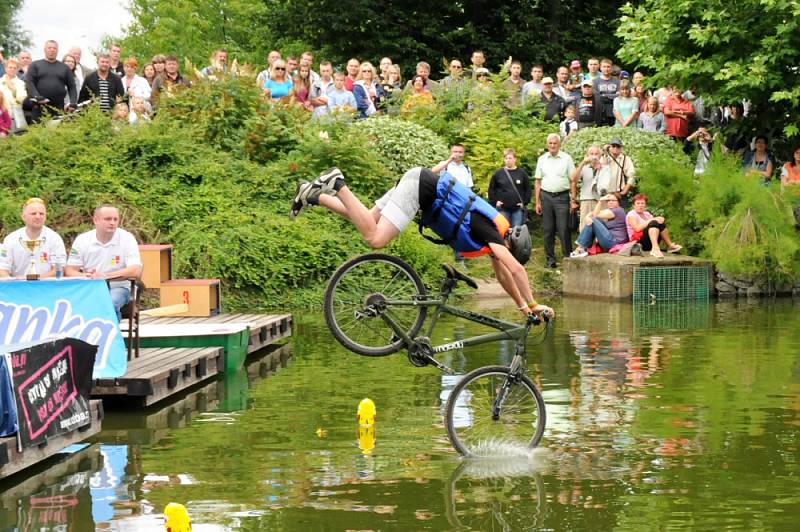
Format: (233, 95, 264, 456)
(562, 126, 691, 171)
(356, 116, 448, 178)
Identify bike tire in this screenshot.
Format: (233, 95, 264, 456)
(324, 253, 427, 356)
(445, 365, 546, 456)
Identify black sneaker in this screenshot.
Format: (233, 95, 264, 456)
(314, 167, 345, 195)
(289, 180, 323, 220)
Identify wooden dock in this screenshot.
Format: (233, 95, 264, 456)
(92, 346, 224, 407)
(137, 313, 293, 371)
(0, 401, 103, 481)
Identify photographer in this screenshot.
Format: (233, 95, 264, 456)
(602, 138, 636, 208)
(685, 127, 715, 174)
(571, 145, 611, 230)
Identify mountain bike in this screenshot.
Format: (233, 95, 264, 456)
(323, 253, 551, 456)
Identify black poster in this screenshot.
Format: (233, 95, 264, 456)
(9, 338, 97, 449)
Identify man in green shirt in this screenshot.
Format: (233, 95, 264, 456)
(534, 134, 577, 267)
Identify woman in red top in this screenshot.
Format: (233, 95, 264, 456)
(663, 91, 695, 141)
(626, 194, 681, 258)
(780, 145, 800, 186)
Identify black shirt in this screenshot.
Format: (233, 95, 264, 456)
(26, 59, 77, 109)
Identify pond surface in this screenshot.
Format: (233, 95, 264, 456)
(2, 297, 799, 530)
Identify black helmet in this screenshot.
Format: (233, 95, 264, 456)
(505, 225, 531, 264)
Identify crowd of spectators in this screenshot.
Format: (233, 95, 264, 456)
(1, 41, 799, 265)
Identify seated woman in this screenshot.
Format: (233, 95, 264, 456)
(569, 193, 630, 257)
(626, 193, 681, 258)
(742, 135, 776, 184)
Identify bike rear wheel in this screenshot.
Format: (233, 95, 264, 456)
(324, 253, 427, 356)
(445, 365, 546, 456)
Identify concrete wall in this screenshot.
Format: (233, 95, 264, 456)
(562, 254, 714, 301)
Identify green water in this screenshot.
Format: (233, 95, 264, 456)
(2, 298, 799, 530)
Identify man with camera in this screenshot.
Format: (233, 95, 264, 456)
(603, 138, 636, 208)
(571, 145, 611, 231)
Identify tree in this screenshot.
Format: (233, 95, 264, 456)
(0, 0, 31, 55)
(117, 0, 637, 76)
(262, 0, 636, 74)
(117, 0, 275, 67)
(617, 0, 800, 141)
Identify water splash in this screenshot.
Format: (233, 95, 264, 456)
(460, 440, 550, 479)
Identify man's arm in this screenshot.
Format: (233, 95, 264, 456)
(431, 157, 451, 175)
(65, 67, 77, 108)
(94, 264, 142, 281)
(77, 74, 93, 105)
(534, 178, 542, 215)
(25, 62, 43, 101)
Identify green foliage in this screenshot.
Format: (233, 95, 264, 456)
(387, 78, 559, 191)
(562, 126, 691, 171)
(0, 0, 29, 54)
(692, 154, 799, 282)
(356, 116, 449, 178)
(261, 0, 635, 75)
(617, 0, 800, 140)
(117, 0, 278, 66)
(626, 142, 800, 283)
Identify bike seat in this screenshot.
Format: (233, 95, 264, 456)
(442, 264, 478, 290)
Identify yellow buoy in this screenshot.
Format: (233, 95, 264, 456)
(357, 398, 376, 426)
(164, 502, 192, 532)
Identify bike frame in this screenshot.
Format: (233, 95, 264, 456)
(378, 276, 531, 359)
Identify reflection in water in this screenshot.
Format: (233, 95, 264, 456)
(0, 444, 100, 529)
(2, 300, 800, 530)
(445, 454, 549, 531)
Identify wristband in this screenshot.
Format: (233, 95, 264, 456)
(527, 301, 538, 309)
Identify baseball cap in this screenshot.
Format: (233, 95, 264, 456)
(541, 76, 554, 84)
(581, 79, 593, 87)
(620, 70, 630, 78)
(570, 60, 581, 69)
(610, 138, 624, 147)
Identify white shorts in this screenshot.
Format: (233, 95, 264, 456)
(374, 167, 422, 231)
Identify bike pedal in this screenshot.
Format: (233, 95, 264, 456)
(426, 355, 454, 375)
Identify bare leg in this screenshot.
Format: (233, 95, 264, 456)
(488, 243, 534, 307)
(660, 228, 674, 247)
(318, 195, 349, 218)
(648, 227, 660, 249)
(320, 186, 399, 248)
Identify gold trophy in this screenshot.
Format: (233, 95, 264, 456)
(20, 236, 46, 280)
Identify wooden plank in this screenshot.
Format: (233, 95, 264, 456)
(92, 347, 223, 407)
(0, 401, 103, 480)
(125, 347, 211, 379)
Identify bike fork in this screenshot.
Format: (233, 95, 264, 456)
(492, 354, 525, 420)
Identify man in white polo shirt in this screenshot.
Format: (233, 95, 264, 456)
(432, 143, 474, 189)
(65, 204, 142, 320)
(0, 197, 67, 279)
(534, 133, 577, 268)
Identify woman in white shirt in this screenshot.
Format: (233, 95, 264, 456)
(0, 58, 28, 131)
(122, 57, 152, 103)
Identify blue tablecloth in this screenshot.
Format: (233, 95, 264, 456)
(0, 279, 127, 378)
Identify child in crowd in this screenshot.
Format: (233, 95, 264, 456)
(128, 97, 151, 125)
(112, 103, 130, 122)
(560, 105, 578, 139)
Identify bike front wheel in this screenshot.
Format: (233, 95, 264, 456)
(324, 253, 427, 356)
(445, 365, 546, 456)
